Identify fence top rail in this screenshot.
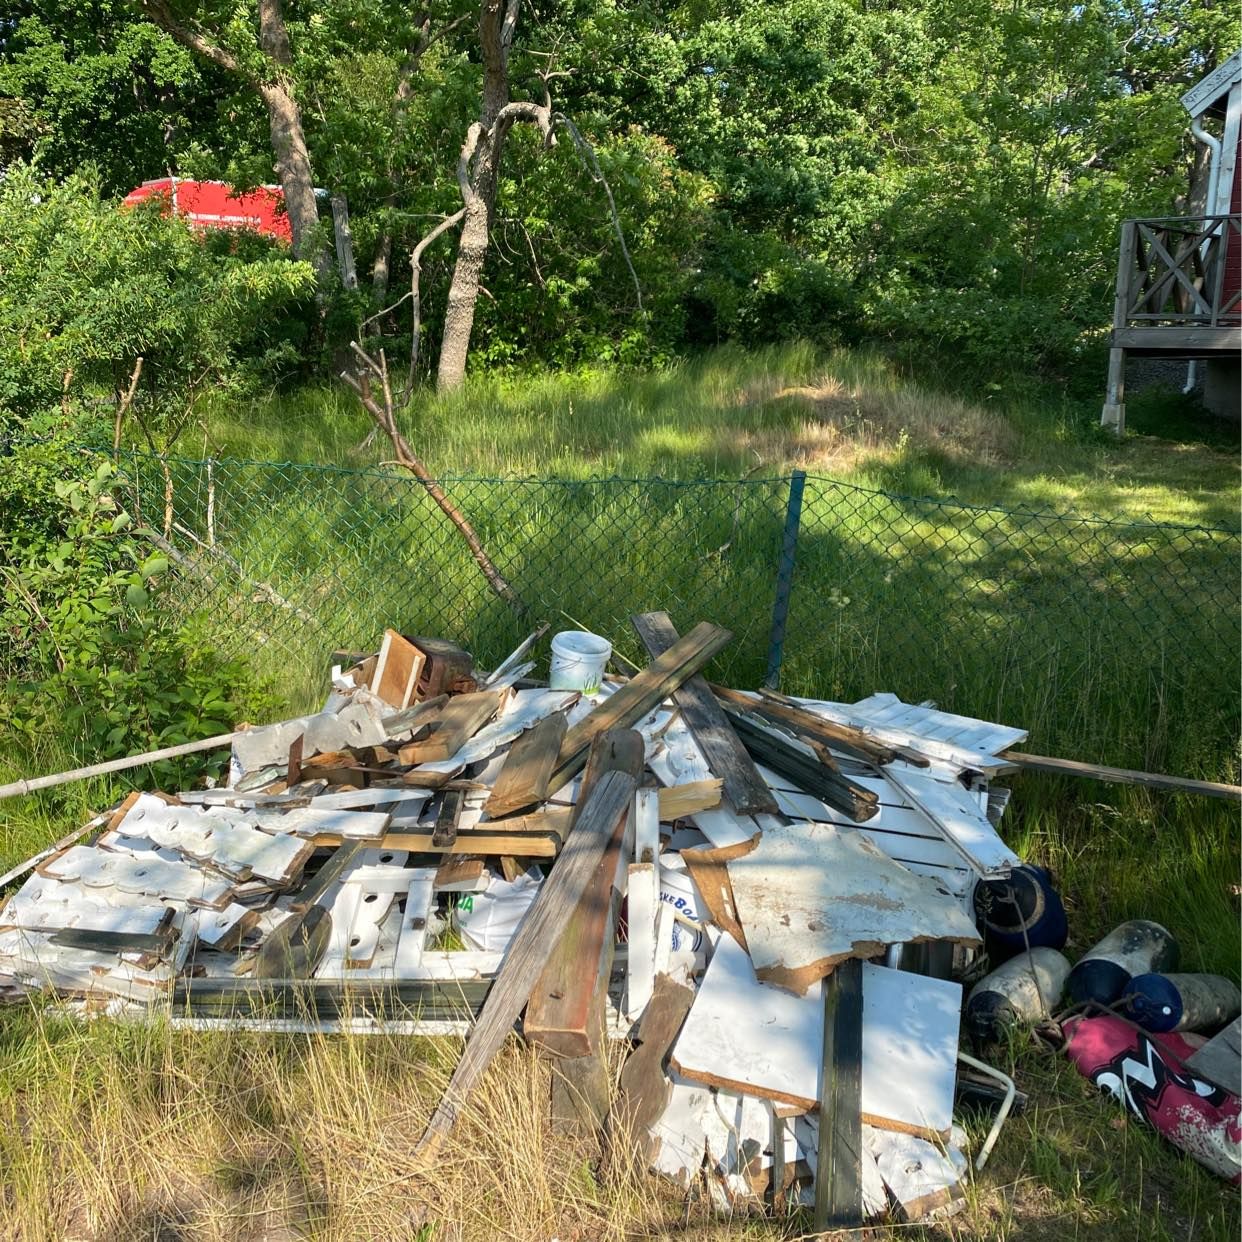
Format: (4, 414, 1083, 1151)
(95, 445, 1242, 541)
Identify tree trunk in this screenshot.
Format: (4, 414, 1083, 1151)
(256, 0, 327, 276)
(259, 81, 324, 270)
(435, 0, 519, 392)
(436, 196, 492, 390)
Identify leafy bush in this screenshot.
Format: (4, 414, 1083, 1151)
(0, 457, 268, 770)
(0, 165, 298, 769)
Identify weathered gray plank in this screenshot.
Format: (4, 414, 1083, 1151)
(1185, 1017, 1242, 1096)
(632, 612, 777, 816)
(414, 768, 637, 1155)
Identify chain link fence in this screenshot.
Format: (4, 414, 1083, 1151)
(114, 449, 1241, 763)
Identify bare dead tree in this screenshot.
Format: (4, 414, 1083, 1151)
(340, 343, 523, 609)
(420, 1, 642, 391)
(140, 0, 329, 278)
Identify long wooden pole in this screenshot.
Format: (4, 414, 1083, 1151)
(1003, 751, 1242, 802)
(0, 730, 241, 803)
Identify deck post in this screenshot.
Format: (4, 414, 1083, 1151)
(1101, 220, 1136, 433)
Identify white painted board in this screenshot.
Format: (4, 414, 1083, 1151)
(670, 936, 960, 1136)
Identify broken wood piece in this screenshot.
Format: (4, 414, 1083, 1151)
(632, 612, 778, 816)
(654, 779, 722, 820)
(680, 838, 756, 950)
(484, 710, 568, 817)
(606, 972, 697, 1170)
(525, 729, 644, 1060)
(398, 690, 503, 764)
(432, 789, 464, 849)
(724, 709, 879, 822)
(251, 905, 332, 979)
(725, 820, 981, 994)
(547, 620, 734, 794)
(863, 1126, 965, 1221)
(414, 768, 638, 1155)
(1002, 751, 1242, 802)
(433, 855, 486, 892)
(370, 629, 426, 709)
(815, 956, 863, 1232)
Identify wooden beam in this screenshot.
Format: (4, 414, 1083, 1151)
(546, 621, 733, 794)
(724, 710, 879, 822)
(632, 612, 777, 816)
(484, 710, 568, 817)
(414, 768, 638, 1155)
(525, 730, 645, 1058)
(1003, 751, 1242, 802)
(431, 788, 464, 848)
(815, 957, 863, 1232)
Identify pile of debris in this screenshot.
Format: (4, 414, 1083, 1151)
(1, 614, 1238, 1219)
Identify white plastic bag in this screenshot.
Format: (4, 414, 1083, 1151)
(453, 868, 543, 952)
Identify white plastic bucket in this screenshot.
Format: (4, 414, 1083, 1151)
(549, 630, 612, 693)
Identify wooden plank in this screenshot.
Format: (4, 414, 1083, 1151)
(525, 729, 645, 1057)
(1185, 1017, 1242, 1096)
(815, 957, 863, 1232)
(546, 621, 733, 794)
(606, 973, 696, 1168)
(632, 612, 777, 816)
(398, 690, 503, 764)
(726, 711, 879, 822)
(881, 765, 1020, 877)
(484, 711, 568, 817)
(431, 789, 464, 849)
(414, 768, 638, 1155)
(392, 868, 437, 978)
(313, 828, 561, 858)
(1004, 751, 1242, 802)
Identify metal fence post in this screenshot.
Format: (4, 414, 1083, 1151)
(765, 470, 806, 689)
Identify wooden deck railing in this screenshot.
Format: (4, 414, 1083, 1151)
(1115, 214, 1241, 330)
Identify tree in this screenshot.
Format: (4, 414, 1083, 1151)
(138, 0, 328, 274)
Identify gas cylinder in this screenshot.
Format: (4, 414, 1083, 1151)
(966, 947, 1072, 1041)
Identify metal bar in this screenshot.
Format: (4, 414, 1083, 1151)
(764, 470, 806, 689)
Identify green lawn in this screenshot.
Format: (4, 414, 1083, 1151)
(1, 344, 1238, 1240)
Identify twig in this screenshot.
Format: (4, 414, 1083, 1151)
(340, 343, 524, 610)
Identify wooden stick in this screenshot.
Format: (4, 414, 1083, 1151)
(0, 731, 241, 802)
(632, 612, 778, 816)
(815, 957, 863, 1231)
(1003, 751, 1242, 802)
(414, 768, 638, 1156)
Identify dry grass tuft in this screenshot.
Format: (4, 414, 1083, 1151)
(720, 373, 1020, 475)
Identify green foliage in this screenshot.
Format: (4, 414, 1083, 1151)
(0, 0, 1233, 382)
(0, 458, 267, 769)
(0, 163, 316, 444)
